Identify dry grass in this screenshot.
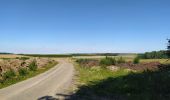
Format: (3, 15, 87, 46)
(0, 54, 27, 58)
(73, 55, 137, 60)
(141, 59, 170, 64)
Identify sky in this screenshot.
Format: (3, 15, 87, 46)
(0, 0, 170, 54)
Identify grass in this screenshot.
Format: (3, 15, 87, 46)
(0, 54, 27, 59)
(76, 66, 130, 85)
(71, 60, 170, 100)
(141, 59, 170, 64)
(0, 61, 57, 89)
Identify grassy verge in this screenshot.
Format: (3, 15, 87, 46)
(72, 62, 170, 100)
(72, 63, 130, 99)
(76, 65, 129, 85)
(0, 62, 57, 89)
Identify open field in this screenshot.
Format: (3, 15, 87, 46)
(0, 54, 28, 59)
(141, 59, 170, 64)
(73, 54, 137, 60)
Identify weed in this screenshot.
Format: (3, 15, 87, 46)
(133, 57, 140, 64)
(28, 60, 37, 71)
(18, 68, 29, 76)
(3, 69, 16, 79)
(100, 57, 117, 66)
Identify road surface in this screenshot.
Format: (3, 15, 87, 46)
(0, 59, 74, 100)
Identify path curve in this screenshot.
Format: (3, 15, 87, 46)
(0, 59, 74, 100)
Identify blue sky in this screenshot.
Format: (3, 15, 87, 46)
(0, 0, 170, 54)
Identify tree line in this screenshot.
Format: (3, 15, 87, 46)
(138, 39, 170, 59)
(138, 51, 168, 59)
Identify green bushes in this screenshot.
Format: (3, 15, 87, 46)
(18, 68, 29, 76)
(3, 69, 16, 79)
(117, 57, 126, 64)
(28, 60, 37, 71)
(138, 51, 168, 59)
(133, 57, 140, 64)
(76, 59, 100, 67)
(16, 57, 30, 60)
(100, 57, 117, 66)
(100, 57, 126, 66)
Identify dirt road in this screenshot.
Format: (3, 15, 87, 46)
(0, 59, 74, 100)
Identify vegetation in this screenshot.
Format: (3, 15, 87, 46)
(16, 57, 30, 60)
(28, 60, 38, 71)
(72, 60, 170, 100)
(138, 51, 168, 59)
(0, 61, 57, 89)
(20, 54, 72, 57)
(18, 68, 29, 76)
(167, 39, 170, 58)
(21, 53, 136, 58)
(0, 52, 13, 54)
(117, 56, 126, 64)
(133, 57, 140, 64)
(3, 69, 16, 80)
(100, 57, 117, 66)
(100, 57, 126, 66)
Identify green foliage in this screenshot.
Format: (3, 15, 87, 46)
(133, 57, 140, 64)
(100, 57, 117, 66)
(167, 39, 170, 58)
(28, 60, 37, 71)
(16, 57, 30, 60)
(18, 68, 29, 76)
(76, 59, 88, 64)
(76, 59, 100, 67)
(117, 57, 126, 64)
(138, 51, 168, 59)
(3, 69, 16, 79)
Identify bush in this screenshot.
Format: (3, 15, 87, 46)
(16, 57, 30, 60)
(117, 57, 126, 64)
(100, 57, 117, 66)
(133, 57, 140, 64)
(3, 69, 16, 79)
(18, 68, 29, 76)
(76, 59, 100, 67)
(28, 60, 37, 71)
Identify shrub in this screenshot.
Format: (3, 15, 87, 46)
(76, 59, 100, 67)
(117, 57, 126, 64)
(28, 60, 37, 71)
(18, 68, 29, 76)
(16, 57, 30, 60)
(133, 57, 140, 64)
(3, 69, 16, 79)
(100, 57, 117, 66)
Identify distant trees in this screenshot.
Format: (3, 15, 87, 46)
(138, 39, 170, 59)
(167, 39, 170, 58)
(138, 51, 168, 59)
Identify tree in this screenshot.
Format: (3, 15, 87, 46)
(167, 39, 170, 58)
(133, 57, 140, 64)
